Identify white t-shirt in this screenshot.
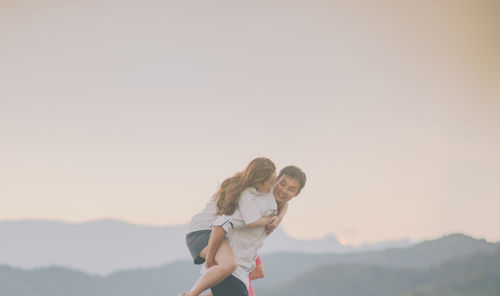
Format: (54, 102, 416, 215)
(187, 197, 218, 234)
(211, 189, 278, 288)
(186, 187, 268, 234)
(233, 187, 273, 226)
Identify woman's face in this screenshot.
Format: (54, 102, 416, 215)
(255, 172, 277, 193)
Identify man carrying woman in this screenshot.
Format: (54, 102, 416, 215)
(207, 165, 306, 296)
(180, 158, 306, 296)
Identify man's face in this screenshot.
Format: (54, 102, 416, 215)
(273, 175, 300, 203)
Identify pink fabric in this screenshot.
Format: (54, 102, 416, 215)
(248, 256, 263, 296)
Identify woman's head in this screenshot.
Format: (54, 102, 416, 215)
(254, 170, 277, 193)
(215, 157, 276, 215)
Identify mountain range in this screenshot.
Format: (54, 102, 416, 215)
(259, 244, 500, 296)
(0, 219, 412, 274)
(0, 233, 498, 296)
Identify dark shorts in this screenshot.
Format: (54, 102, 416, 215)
(211, 275, 248, 296)
(186, 230, 211, 265)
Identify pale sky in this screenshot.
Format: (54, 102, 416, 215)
(1, 0, 499, 245)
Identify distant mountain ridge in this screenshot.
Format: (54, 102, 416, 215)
(259, 246, 500, 296)
(253, 233, 500, 291)
(0, 219, 412, 274)
(0, 233, 498, 296)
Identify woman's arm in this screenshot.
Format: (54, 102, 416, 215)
(247, 215, 273, 228)
(204, 226, 227, 268)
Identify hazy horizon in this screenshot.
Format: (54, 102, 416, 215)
(1, 0, 499, 245)
(2, 216, 496, 246)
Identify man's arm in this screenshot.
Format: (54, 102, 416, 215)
(205, 226, 227, 268)
(265, 202, 288, 234)
(276, 201, 288, 221)
(249, 263, 264, 280)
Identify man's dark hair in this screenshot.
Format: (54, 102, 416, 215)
(278, 165, 306, 193)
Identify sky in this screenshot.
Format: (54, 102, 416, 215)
(1, 0, 499, 245)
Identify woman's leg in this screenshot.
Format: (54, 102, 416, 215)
(186, 240, 237, 296)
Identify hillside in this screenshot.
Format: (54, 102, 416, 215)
(259, 247, 500, 296)
(253, 233, 498, 290)
(0, 233, 497, 296)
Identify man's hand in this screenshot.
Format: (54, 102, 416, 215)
(205, 256, 216, 268)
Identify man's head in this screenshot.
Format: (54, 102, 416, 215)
(273, 165, 306, 204)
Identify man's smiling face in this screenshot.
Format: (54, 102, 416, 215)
(273, 175, 300, 204)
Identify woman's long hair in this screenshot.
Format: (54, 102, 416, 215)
(215, 157, 276, 215)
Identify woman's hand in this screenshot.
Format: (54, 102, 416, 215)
(265, 216, 280, 235)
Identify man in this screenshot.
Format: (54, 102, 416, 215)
(205, 166, 306, 296)
(203, 255, 264, 296)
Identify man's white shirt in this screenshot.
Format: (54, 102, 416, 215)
(210, 187, 278, 289)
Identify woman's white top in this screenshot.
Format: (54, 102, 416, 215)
(186, 187, 267, 234)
